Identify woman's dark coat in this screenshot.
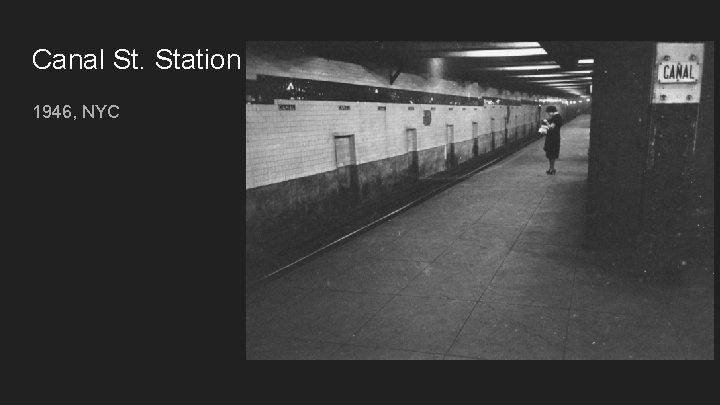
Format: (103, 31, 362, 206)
(543, 114, 563, 160)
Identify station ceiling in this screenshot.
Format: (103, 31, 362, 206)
(284, 41, 597, 98)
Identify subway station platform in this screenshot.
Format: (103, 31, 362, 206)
(245, 114, 713, 360)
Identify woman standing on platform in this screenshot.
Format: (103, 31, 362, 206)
(541, 105, 562, 175)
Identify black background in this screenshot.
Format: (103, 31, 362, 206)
(11, 5, 714, 393)
(19, 31, 244, 371)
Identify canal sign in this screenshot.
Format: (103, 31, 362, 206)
(658, 61, 699, 83)
(652, 43, 704, 104)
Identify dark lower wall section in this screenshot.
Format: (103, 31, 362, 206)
(454, 138, 474, 167)
(417, 146, 446, 179)
(356, 153, 415, 201)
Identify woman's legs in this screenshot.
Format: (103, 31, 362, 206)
(546, 158, 556, 175)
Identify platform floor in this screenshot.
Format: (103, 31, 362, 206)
(246, 114, 714, 360)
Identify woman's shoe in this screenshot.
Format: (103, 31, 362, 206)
(550, 169, 557, 175)
(546, 169, 553, 175)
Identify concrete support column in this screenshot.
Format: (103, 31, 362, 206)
(586, 41, 713, 274)
(636, 43, 713, 272)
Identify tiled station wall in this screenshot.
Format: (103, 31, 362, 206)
(245, 45, 584, 263)
(246, 102, 542, 189)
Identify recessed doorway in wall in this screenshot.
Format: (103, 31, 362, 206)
(472, 122, 479, 157)
(333, 134, 358, 192)
(446, 124, 455, 169)
(334, 134, 356, 167)
(406, 128, 419, 178)
(491, 117, 496, 150)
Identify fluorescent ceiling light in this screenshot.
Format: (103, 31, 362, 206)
(578, 59, 594, 64)
(479, 64, 560, 71)
(441, 48, 547, 57)
(509, 70, 592, 77)
(484, 42, 541, 48)
(524, 77, 593, 83)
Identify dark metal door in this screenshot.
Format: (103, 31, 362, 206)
(472, 122, 479, 157)
(446, 124, 455, 168)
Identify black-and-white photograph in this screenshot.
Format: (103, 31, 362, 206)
(245, 41, 713, 360)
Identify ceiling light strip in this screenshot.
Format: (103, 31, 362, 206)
(439, 48, 547, 57)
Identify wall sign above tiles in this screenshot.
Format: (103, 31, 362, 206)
(249, 75, 542, 108)
(423, 110, 431, 126)
(249, 75, 491, 106)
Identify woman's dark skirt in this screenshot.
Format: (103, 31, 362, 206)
(543, 133, 560, 160)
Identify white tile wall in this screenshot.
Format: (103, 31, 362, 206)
(246, 102, 542, 189)
(246, 47, 551, 190)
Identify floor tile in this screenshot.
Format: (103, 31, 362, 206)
(668, 287, 714, 360)
(449, 302, 567, 360)
(458, 223, 524, 242)
(246, 281, 315, 325)
(565, 310, 684, 360)
(512, 242, 578, 261)
(442, 355, 479, 360)
(351, 295, 476, 353)
(501, 245, 577, 277)
(396, 221, 473, 240)
(528, 211, 585, 227)
(284, 289, 393, 343)
(434, 240, 511, 266)
(571, 267, 676, 318)
(276, 256, 354, 290)
(482, 266, 574, 309)
(330, 344, 444, 360)
(373, 236, 455, 262)
(518, 224, 584, 246)
(399, 261, 496, 300)
(324, 258, 428, 294)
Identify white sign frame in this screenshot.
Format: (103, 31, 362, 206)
(652, 43, 704, 104)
